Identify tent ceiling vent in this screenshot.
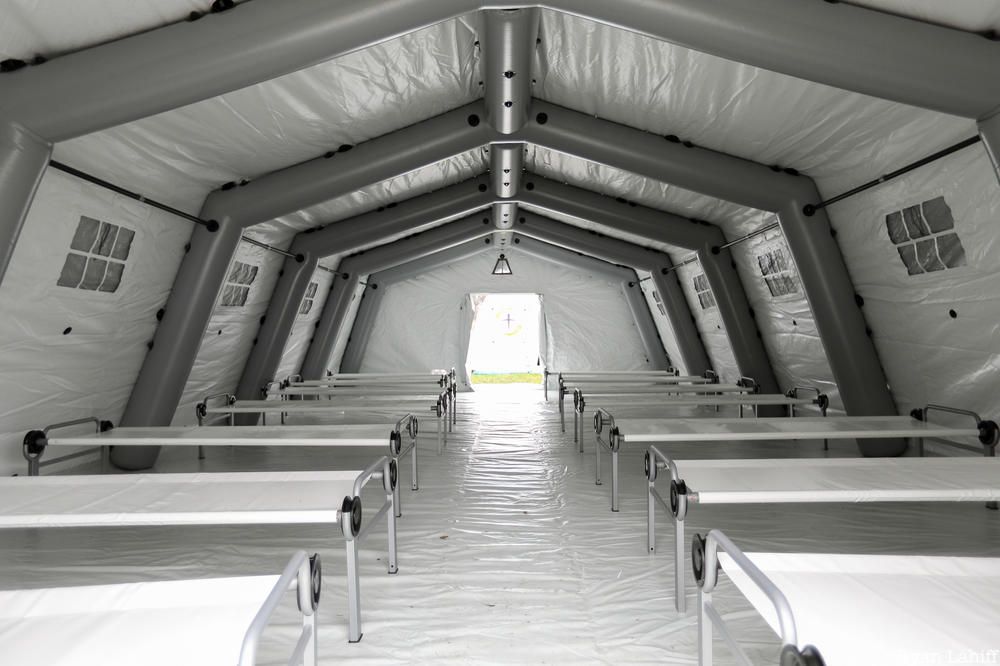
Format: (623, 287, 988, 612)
(492, 254, 512, 276)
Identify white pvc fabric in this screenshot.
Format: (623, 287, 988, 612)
(722, 551, 1000, 666)
(353, 247, 652, 381)
(0, 573, 281, 666)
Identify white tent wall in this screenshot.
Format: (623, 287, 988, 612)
(273, 266, 334, 381)
(675, 261, 740, 385)
(829, 144, 1000, 422)
(0, 169, 189, 475)
(356, 249, 650, 377)
(635, 270, 685, 375)
(169, 240, 282, 425)
(729, 226, 840, 410)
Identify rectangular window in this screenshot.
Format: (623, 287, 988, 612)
(756, 247, 800, 298)
(298, 281, 319, 315)
(57, 216, 134, 293)
(692, 273, 717, 310)
(885, 196, 966, 275)
(220, 260, 258, 307)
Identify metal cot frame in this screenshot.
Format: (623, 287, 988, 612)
(24, 415, 420, 518)
(0, 459, 396, 643)
(692, 531, 825, 666)
(199, 391, 448, 453)
(558, 371, 749, 433)
(643, 405, 1000, 612)
(574, 385, 826, 446)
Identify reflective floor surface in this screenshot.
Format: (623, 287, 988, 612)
(2, 384, 998, 664)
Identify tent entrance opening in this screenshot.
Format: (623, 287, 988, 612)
(465, 293, 543, 385)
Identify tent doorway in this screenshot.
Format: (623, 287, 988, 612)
(464, 293, 544, 386)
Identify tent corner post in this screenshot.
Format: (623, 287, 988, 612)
(0, 121, 52, 287)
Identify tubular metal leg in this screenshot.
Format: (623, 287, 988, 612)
(611, 449, 619, 512)
(437, 414, 443, 454)
(302, 611, 317, 666)
(647, 480, 655, 552)
(573, 409, 579, 445)
(387, 493, 399, 575)
(675, 517, 686, 613)
(393, 475, 402, 518)
(559, 392, 565, 432)
(595, 436, 602, 486)
(198, 445, 205, 460)
(578, 411, 585, 453)
(411, 438, 419, 491)
(698, 588, 712, 665)
(345, 539, 362, 643)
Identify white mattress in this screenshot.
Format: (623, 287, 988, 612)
(48, 424, 395, 447)
(618, 415, 978, 442)
(205, 399, 434, 414)
(675, 457, 1000, 503)
(0, 575, 280, 666)
(586, 394, 815, 408)
(721, 552, 1000, 666)
(0, 471, 361, 527)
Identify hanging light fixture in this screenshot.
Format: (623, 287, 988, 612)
(492, 253, 512, 276)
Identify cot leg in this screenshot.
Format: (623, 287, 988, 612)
(595, 436, 602, 486)
(387, 494, 399, 575)
(411, 438, 419, 491)
(611, 449, 619, 512)
(197, 445, 205, 460)
(675, 518, 686, 613)
(573, 409, 579, 445)
(917, 436, 924, 457)
(303, 611, 317, 666)
(560, 393, 565, 432)
(393, 477, 402, 518)
(698, 588, 712, 665)
(578, 412, 585, 453)
(437, 415, 443, 454)
(647, 480, 656, 552)
(262, 413, 267, 426)
(345, 539, 362, 642)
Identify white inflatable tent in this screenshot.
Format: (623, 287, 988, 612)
(3, 2, 1000, 662)
(0, 1, 998, 473)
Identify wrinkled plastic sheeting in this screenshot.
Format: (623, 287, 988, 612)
(636, 270, 686, 374)
(355, 248, 650, 377)
(171, 240, 283, 425)
(273, 267, 335, 382)
(534, 9, 975, 196)
(50, 15, 481, 220)
(0, 169, 189, 475)
(829, 144, 1000, 423)
(253, 149, 488, 243)
(525, 145, 768, 240)
(4, 390, 999, 664)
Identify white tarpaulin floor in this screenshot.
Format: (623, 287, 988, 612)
(2, 386, 999, 664)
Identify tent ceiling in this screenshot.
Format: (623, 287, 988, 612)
(49, 15, 479, 214)
(524, 145, 773, 240)
(248, 148, 488, 248)
(534, 9, 977, 195)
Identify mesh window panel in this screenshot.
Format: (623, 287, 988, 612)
(99, 262, 125, 293)
(936, 233, 967, 269)
(916, 238, 946, 272)
(305, 282, 318, 298)
(111, 228, 134, 260)
(95, 223, 118, 257)
(70, 217, 100, 252)
(922, 197, 955, 233)
(885, 211, 908, 243)
(57, 253, 87, 287)
(902, 205, 929, 238)
(897, 244, 923, 275)
(80, 258, 108, 290)
(299, 299, 313, 315)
